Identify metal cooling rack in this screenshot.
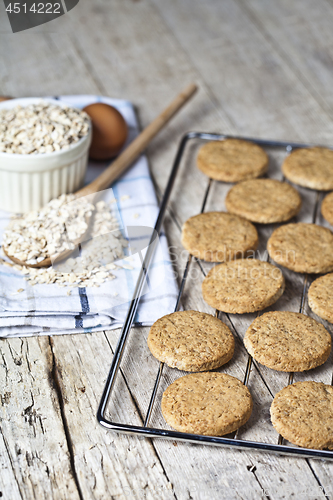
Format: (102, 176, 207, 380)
(97, 132, 333, 460)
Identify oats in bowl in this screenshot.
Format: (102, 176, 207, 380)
(0, 101, 89, 155)
(0, 97, 92, 212)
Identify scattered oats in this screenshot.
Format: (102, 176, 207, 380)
(0, 101, 89, 155)
(105, 263, 116, 270)
(120, 195, 130, 201)
(67, 290, 72, 296)
(121, 264, 134, 270)
(133, 213, 140, 219)
(167, 483, 173, 490)
(95, 271, 108, 278)
(2, 193, 128, 289)
(3, 193, 94, 263)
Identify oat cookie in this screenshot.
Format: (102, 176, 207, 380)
(308, 273, 333, 323)
(197, 139, 268, 182)
(148, 310, 234, 371)
(244, 311, 331, 372)
(161, 372, 253, 435)
(282, 147, 333, 190)
(181, 212, 258, 262)
(267, 223, 333, 274)
(202, 259, 285, 314)
(271, 381, 333, 449)
(321, 192, 333, 225)
(225, 179, 301, 223)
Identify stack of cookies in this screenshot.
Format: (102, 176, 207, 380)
(147, 138, 333, 450)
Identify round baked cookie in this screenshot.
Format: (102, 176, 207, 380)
(161, 372, 253, 436)
(181, 212, 258, 262)
(147, 310, 235, 372)
(202, 259, 285, 314)
(282, 147, 333, 190)
(244, 311, 331, 372)
(225, 179, 302, 223)
(271, 381, 333, 449)
(197, 139, 268, 182)
(321, 192, 333, 225)
(267, 223, 333, 274)
(308, 273, 333, 323)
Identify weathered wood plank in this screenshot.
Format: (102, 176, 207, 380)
(151, 0, 333, 144)
(0, 430, 22, 500)
(0, 337, 81, 499)
(48, 333, 176, 500)
(238, 0, 333, 115)
(0, 32, 99, 97)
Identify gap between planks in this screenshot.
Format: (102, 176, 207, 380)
(102, 332, 178, 500)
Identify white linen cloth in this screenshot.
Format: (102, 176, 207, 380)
(0, 95, 178, 337)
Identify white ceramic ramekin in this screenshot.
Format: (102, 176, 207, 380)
(0, 97, 92, 213)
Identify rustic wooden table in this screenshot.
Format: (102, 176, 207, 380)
(1, 1, 333, 499)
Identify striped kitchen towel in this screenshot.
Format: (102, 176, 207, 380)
(0, 95, 179, 337)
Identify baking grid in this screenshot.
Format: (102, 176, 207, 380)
(97, 132, 333, 460)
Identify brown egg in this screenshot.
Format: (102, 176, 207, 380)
(83, 103, 128, 160)
(0, 96, 12, 102)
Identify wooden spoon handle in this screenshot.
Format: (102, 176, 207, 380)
(75, 83, 198, 197)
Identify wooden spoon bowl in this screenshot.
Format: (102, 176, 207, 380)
(3, 247, 50, 268)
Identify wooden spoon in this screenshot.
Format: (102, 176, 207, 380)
(3, 83, 198, 268)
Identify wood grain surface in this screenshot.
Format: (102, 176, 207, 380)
(1, 0, 333, 499)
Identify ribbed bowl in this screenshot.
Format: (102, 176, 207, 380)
(0, 97, 92, 213)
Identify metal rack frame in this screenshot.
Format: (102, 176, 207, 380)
(97, 132, 333, 460)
